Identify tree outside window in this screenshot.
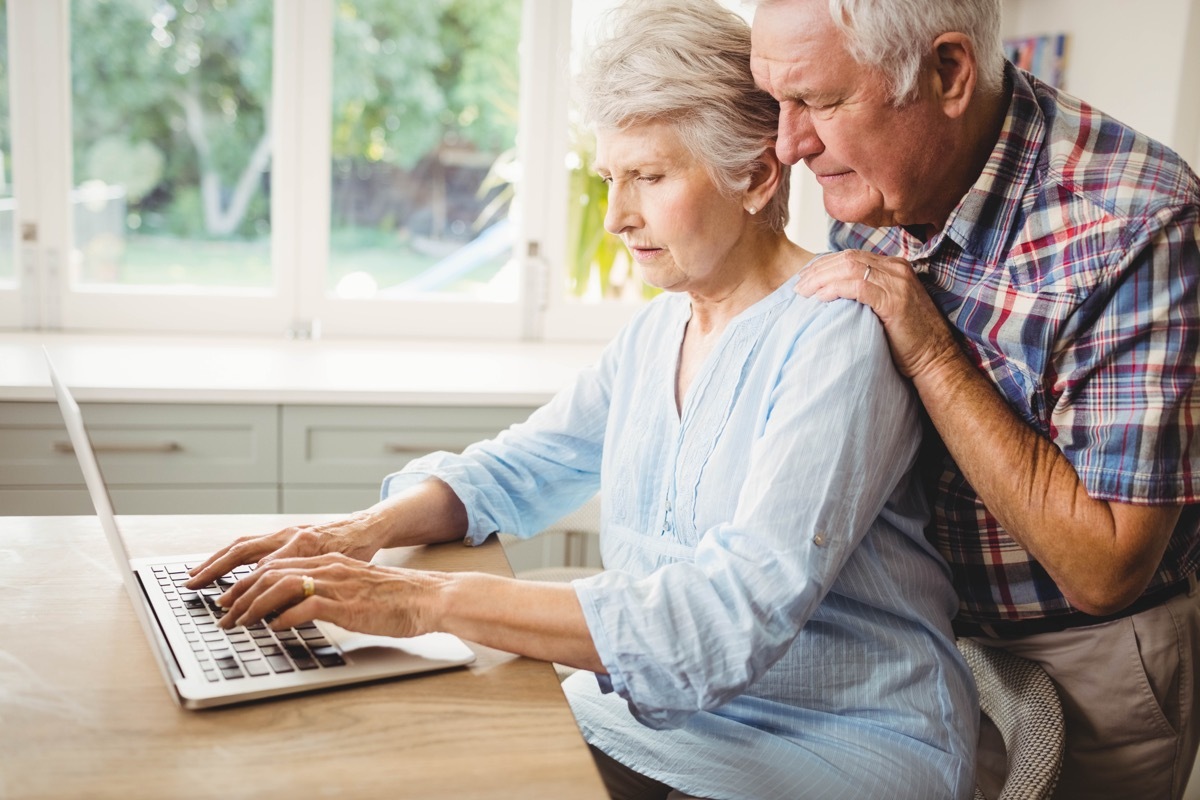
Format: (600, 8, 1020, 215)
(69, 0, 522, 299)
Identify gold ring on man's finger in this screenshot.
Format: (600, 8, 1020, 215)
(862, 265, 872, 282)
(301, 574, 315, 599)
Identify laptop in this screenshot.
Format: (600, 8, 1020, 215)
(45, 351, 476, 710)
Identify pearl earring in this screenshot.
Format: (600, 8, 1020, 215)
(748, 205, 757, 215)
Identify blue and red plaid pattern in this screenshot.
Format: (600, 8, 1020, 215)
(832, 64, 1200, 623)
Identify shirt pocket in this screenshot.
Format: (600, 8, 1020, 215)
(961, 269, 1086, 425)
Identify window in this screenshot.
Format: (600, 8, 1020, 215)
(0, 0, 11, 290)
(0, 0, 654, 340)
(327, 0, 519, 303)
(0, 0, 18, 342)
(539, 0, 647, 342)
(70, 0, 274, 293)
(282, 0, 531, 339)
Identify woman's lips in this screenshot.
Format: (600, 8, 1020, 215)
(629, 246, 663, 262)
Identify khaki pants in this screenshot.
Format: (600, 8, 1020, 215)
(972, 575, 1200, 800)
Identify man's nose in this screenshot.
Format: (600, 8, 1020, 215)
(776, 103, 822, 165)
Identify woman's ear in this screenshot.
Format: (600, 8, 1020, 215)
(931, 32, 978, 120)
(744, 145, 784, 215)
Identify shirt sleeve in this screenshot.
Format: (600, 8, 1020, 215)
(380, 334, 621, 544)
(1054, 202, 1200, 504)
(573, 301, 925, 728)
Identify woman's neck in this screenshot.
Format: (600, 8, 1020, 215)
(674, 233, 813, 415)
(686, 234, 812, 337)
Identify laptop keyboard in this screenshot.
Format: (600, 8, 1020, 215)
(153, 563, 347, 683)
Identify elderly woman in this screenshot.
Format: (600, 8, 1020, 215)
(189, 1, 976, 797)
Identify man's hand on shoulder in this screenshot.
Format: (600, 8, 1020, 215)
(796, 250, 963, 382)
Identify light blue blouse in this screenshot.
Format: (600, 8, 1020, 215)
(384, 275, 977, 800)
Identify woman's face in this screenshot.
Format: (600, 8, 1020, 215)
(595, 121, 748, 295)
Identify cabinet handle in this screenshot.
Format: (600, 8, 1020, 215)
(384, 443, 458, 454)
(53, 440, 184, 455)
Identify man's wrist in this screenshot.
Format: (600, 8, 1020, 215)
(909, 334, 976, 410)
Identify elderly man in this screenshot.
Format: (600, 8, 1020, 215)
(750, 1, 1200, 798)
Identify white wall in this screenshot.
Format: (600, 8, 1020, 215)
(1002, 0, 1200, 169)
(1178, 1, 1200, 168)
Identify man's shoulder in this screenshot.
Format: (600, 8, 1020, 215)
(1032, 79, 1200, 220)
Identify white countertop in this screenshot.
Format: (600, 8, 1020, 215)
(0, 332, 605, 406)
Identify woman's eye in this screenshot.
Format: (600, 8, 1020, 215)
(638, 175, 660, 184)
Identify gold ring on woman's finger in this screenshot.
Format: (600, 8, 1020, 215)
(862, 266, 872, 282)
(301, 574, 315, 599)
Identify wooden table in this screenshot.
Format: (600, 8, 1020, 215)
(0, 515, 608, 799)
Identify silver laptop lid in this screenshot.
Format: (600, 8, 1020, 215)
(44, 349, 185, 693)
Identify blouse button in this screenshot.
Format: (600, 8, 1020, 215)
(812, 533, 826, 547)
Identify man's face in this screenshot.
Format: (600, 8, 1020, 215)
(750, 0, 950, 228)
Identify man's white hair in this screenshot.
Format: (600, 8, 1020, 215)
(759, 0, 1006, 104)
(576, 0, 790, 233)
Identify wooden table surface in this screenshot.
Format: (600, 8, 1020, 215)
(0, 514, 608, 799)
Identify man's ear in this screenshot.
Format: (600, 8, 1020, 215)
(931, 32, 978, 119)
(745, 145, 785, 212)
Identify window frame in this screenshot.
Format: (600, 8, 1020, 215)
(2, 0, 643, 342)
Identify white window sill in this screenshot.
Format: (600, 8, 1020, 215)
(0, 332, 604, 406)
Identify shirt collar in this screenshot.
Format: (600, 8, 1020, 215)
(894, 63, 1044, 272)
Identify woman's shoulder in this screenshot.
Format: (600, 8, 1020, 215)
(773, 279, 890, 354)
(757, 286, 904, 399)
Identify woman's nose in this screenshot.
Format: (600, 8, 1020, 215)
(603, 184, 640, 235)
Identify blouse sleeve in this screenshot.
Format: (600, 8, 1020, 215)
(380, 328, 624, 544)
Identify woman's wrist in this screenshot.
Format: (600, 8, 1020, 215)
(428, 572, 502, 644)
(313, 505, 397, 561)
(417, 570, 461, 636)
(366, 478, 470, 551)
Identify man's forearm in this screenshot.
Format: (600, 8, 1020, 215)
(913, 346, 1177, 614)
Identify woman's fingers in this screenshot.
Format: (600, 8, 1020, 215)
(217, 553, 354, 629)
(186, 531, 291, 588)
(218, 564, 312, 628)
(214, 554, 436, 639)
(186, 525, 329, 589)
(186, 512, 384, 592)
(238, 573, 313, 629)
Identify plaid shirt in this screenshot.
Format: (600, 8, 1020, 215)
(831, 63, 1200, 624)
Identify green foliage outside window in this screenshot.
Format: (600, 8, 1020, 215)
(566, 125, 657, 301)
(40, 0, 648, 299)
(69, 0, 520, 243)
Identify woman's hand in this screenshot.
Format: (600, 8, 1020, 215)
(214, 552, 447, 637)
(185, 510, 387, 591)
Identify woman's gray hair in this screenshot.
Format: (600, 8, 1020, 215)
(576, 0, 790, 233)
(825, 0, 1006, 104)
